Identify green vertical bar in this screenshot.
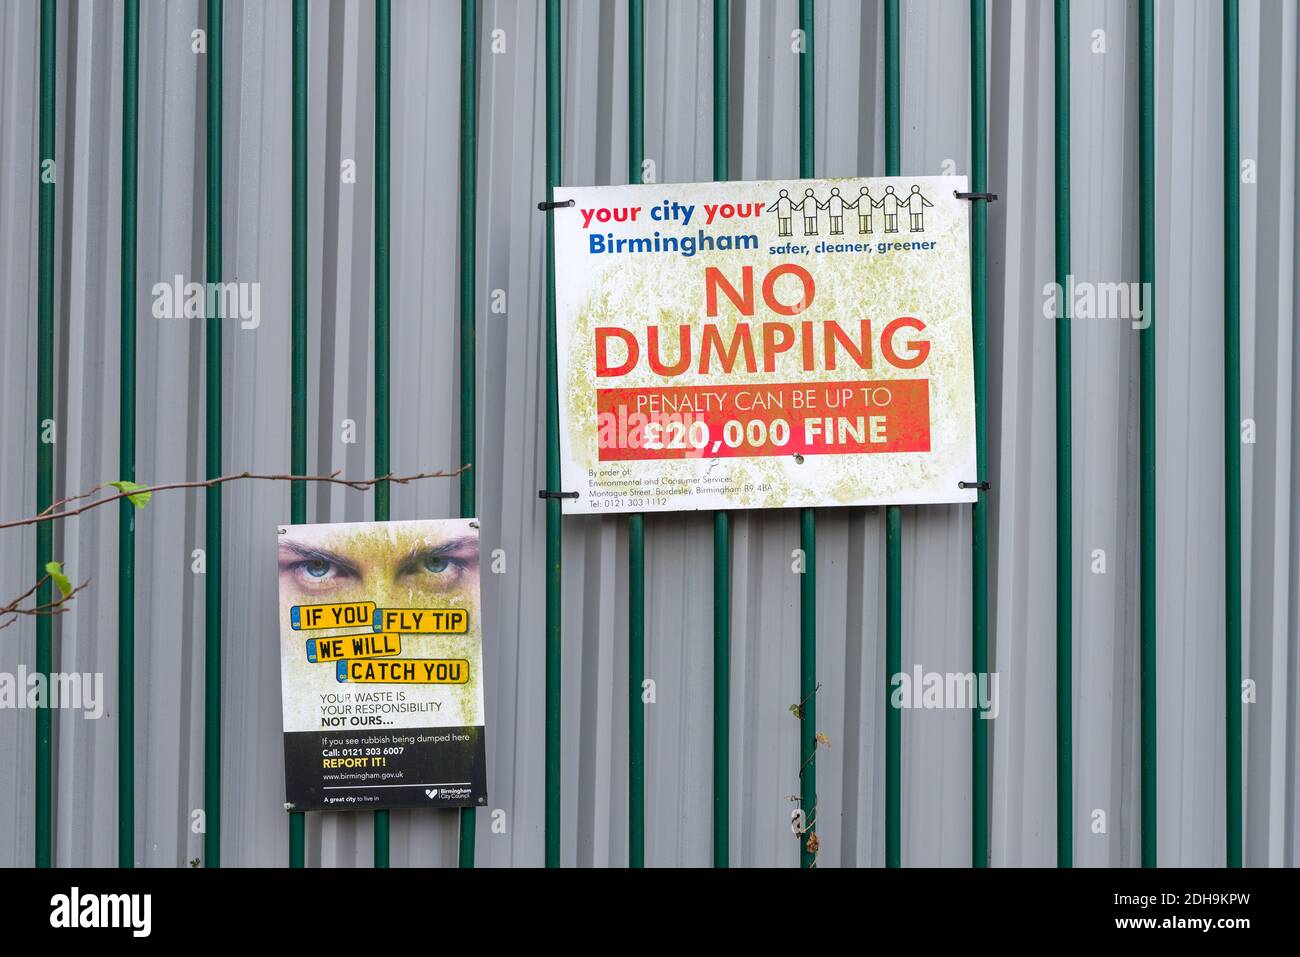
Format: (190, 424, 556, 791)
(374, 0, 392, 869)
(458, 0, 480, 869)
(969, 0, 990, 869)
(885, 508, 901, 867)
(799, 509, 816, 868)
(712, 505, 730, 868)
(628, 514, 644, 868)
(1222, 0, 1242, 870)
(797, 0, 817, 870)
(883, 0, 901, 871)
(290, 11, 308, 588)
(204, 0, 224, 870)
(544, 0, 563, 870)
(35, 0, 55, 870)
(289, 0, 308, 869)
(627, 0, 646, 871)
(884, 0, 899, 178)
(1138, 0, 1157, 870)
(1053, 0, 1072, 869)
(119, 0, 140, 870)
(711, 0, 731, 870)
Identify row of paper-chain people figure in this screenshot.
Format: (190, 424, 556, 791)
(770, 185, 934, 237)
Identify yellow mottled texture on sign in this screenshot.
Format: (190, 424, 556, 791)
(276, 519, 484, 733)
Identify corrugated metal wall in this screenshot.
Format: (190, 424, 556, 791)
(0, 0, 1296, 867)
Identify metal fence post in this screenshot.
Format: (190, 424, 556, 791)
(797, 0, 818, 870)
(119, 0, 141, 870)
(628, 0, 646, 870)
(204, 0, 225, 870)
(373, 0, 392, 869)
(1053, 0, 1073, 870)
(711, 0, 731, 870)
(544, 0, 564, 869)
(35, 0, 56, 870)
(1222, 0, 1242, 869)
(883, 0, 902, 870)
(458, 0, 481, 872)
(1138, 0, 1157, 869)
(969, 0, 991, 869)
(289, 0, 309, 869)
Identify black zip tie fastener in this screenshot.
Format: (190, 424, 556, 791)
(538, 489, 579, 500)
(537, 198, 575, 212)
(959, 480, 991, 491)
(954, 190, 998, 202)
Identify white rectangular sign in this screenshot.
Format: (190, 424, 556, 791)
(553, 176, 978, 514)
(277, 519, 487, 812)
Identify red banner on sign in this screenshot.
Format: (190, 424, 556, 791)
(595, 379, 930, 461)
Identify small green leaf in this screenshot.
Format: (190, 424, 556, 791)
(109, 480, 152, 509)
(44, 561, 72, 599)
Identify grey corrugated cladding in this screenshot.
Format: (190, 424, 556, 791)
(0, 0, 1295, 867)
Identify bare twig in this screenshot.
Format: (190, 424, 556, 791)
(0, 576, 45, 614)
(0, 465, 470, 533)
(0, 575, 91, 631)
(1, 465, 467, 630)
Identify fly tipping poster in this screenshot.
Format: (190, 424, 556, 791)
(277, 519, 487, 811)
(552, 175, 978, 513)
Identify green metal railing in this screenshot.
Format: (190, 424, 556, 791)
(1053, 0, 1073, 869)
(119, 0, 140, 870)
(1222, 0, 1242, 870)
(458, 0, 481, 871)
(712, 0, 731, 870)
(204, 0, 225, 870)
(796, 0, 818, 872)
(373, 0, 392, 869)
(289, 0, 308, 870)
(628, 0, 646, 870)
(543, 0, 564, 870)
(21, 0, 1251, 872)
(1138, 0, 1157, 869)
(883, 0, 901, 869)
(797, 0, 819, 871)
(281, 0, 480, 870)
(969, 0, 991, 870)
(35, 0, 55, 871)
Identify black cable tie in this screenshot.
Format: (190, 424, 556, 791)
(959, 480, 991, 491)
(537, 198, 575, 211)
(538, 489, 579, 500)
(954, 190, 998, 202)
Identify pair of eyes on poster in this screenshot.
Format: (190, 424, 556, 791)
(277, 524, 481, 612)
